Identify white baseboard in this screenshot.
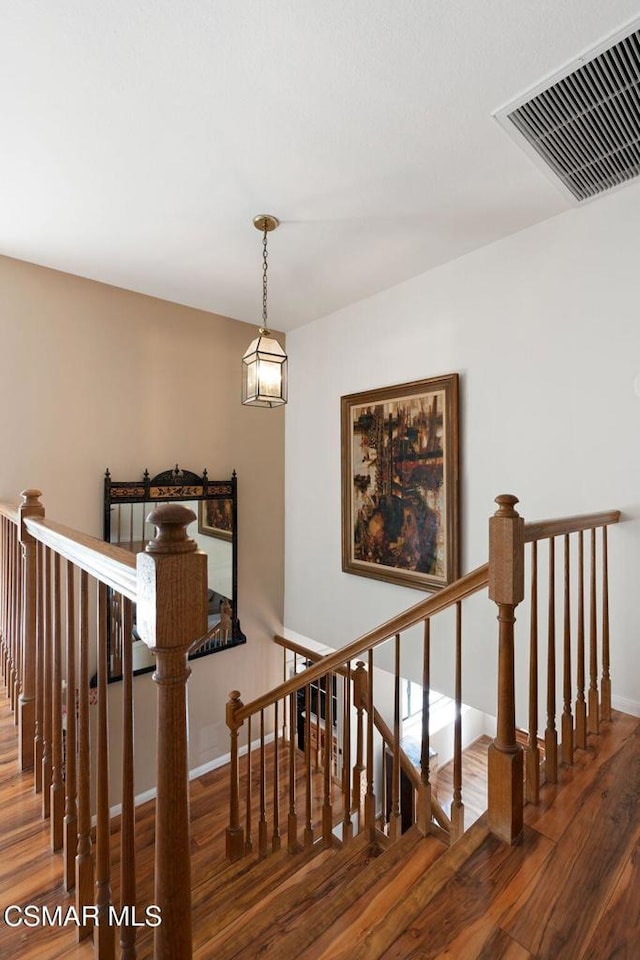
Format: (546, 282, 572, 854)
(108, 731, 276, 819)
(611, 694, 640, 718)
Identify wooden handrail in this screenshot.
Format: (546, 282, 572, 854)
(273, 634, 349, 678)
(24, 517, 137, 601)
(0, 503, 19, 524)
(236, 563, 489, 723)
(524, 510, 620, 543)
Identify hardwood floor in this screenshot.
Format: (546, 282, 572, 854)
(376, 711, 640, 960)
(436, 735, 490, 829)
(1, 679, 639, 960)
(0, 685, 341, 960)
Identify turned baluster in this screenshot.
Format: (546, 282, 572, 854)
(304, 685, 313, 847)
(120, 596, 137, 960)
(282, 651, 290, 741)
(288, 692, 298, 853)
(389, 634, 402, 841)
(12, 523, 20, 710)
(95, 580, 115, 959)
(322, 672, 334, 847)
(0, 516, 9, 688)
(575, 531, 587, 750)
(3, 519, 11, 689)
(18, 489, 44, 772)
(7, 522, 15, 710)
(315, 686, 321, 772)
(280, 649, 286, 740)
(451, 602, 464, 840)
(15, 539, 23, 724)
(3, 520, 10, 687)
(50, 554, 64, 851)
(417, 618, 432, 836)
(487, 495, 524, 845)
(272, 699, 281, 852)
(136, 503, 207, 960)
(365, 651, 376, 842)
(0, 519, 5, 684)
(0, 519, 6, 685)
(9, 523, 17, 712)
(561, 535, 574, 765)
(41, 547, 53, 819)
(63, 562, 78, 890)
(4, 520, 13, 692)
(4, 518, 11, 692)
(342, 664, 353, 843)
(258, 709, 268, 856)
(545, 537, 558, 784)
(588, 528, 599, 735)
(34, 542, 45, 793)
(75, 571, 93, 941)
(3, 519, 9, 693)
(525, 542, 540, 804)
(245, 716, 253, 854)
(601, 526, 611, 722)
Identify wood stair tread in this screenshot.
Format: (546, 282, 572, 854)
(192, 842, 330, 917)
(200, 827, 446, 960)
(193, 832, 378, 959)
(333, 818, 492, 960)
(295, 830, 447, 960)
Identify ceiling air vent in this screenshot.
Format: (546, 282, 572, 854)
(498, 24, 640, 202)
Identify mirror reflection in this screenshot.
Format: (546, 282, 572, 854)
(103, 465, 245, 681)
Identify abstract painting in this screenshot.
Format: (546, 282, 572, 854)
(341, 375, 459, 590)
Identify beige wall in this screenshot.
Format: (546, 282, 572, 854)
(0, 254, 285, 793)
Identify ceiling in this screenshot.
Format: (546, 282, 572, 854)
(1, 1, 639, 331)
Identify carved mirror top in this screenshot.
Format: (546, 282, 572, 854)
(104, 464, 236, 504)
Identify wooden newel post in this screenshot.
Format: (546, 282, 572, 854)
(225, 690, 245, 861)
(18, 489, 44, 772)
(488, 494, 525, 845)
(136, 504, 207, 960)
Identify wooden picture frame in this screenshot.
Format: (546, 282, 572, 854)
(198, 498, 234, 541)
(341, 374, 460, 591)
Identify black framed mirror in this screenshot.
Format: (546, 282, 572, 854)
(103, 464, 245, 680)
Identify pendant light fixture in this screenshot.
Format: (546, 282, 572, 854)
(241, 214, 288, 407)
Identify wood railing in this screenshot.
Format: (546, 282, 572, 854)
(273, 637, 453, 841)
(227, 494, 621, 858)
(488, 497, 620, 842)
(0, 488, 622, 958)
(0, 491, 206, 960)
(225, 563, 490, 859)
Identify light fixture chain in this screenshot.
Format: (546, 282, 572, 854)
(262, 224, 269, 327)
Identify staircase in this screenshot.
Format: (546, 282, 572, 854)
(195, 827, 445, 960)
(192, 711, 640, 960)
(2, 677, 638, 960)
(0, 489, 627, 960)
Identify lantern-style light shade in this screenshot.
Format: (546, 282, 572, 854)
(241, 329, 288, 407)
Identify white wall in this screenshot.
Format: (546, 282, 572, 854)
(284, 180, 640, 720)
